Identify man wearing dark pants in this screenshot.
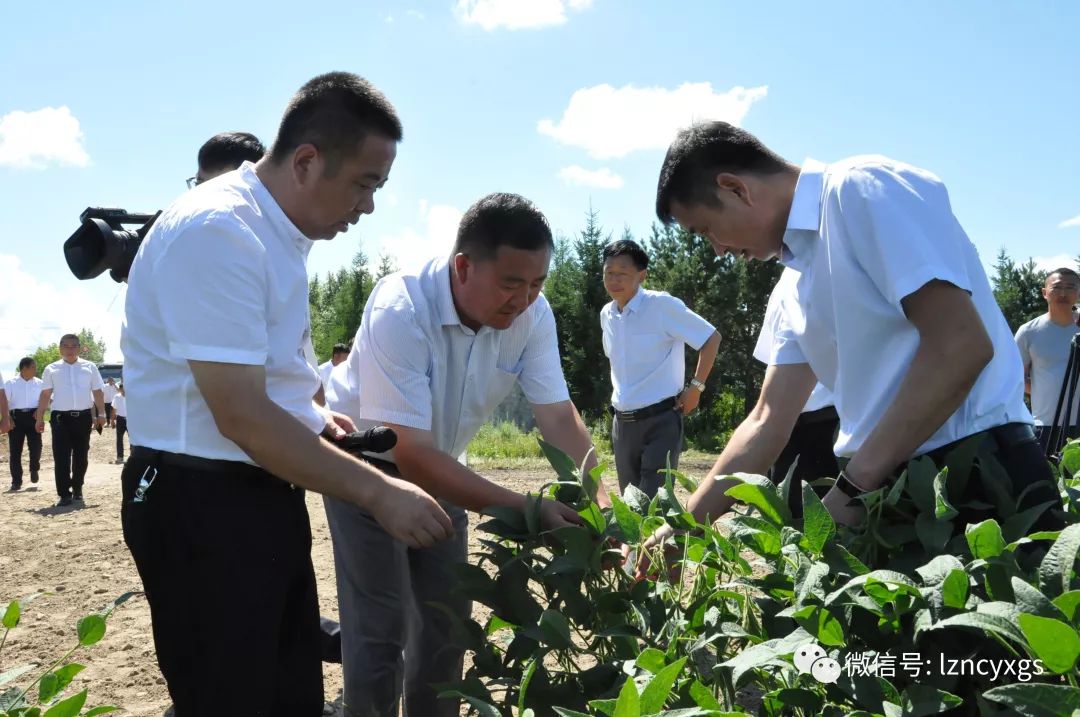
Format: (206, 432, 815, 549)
(112, 383, 127, 463)
(35, 335, 106, 506)
(119, 72, 452, 717)
(600, 239, 720, 498)
(6, 357, 43, 490)
(326, 193, 610, 717)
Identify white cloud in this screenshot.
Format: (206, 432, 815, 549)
(374, 201, 462, 270)
(454, 0, 592, 30)
(0, 106, 90, 169)
(558, 165, 624, 189)
(1032, 254, 1079, 273)
(538, 82, 768, 159)
(0, 254, 123, 371)
(1058, 214, 1080, 229)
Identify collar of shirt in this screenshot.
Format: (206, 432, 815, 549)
(779, 159, 827, 272)
(239, 161, 313, 260)
(603, 286, 646, 319)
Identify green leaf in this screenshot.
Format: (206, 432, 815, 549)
(941, 570, 969, 609)
(794, 561, 830, 609)
(1039, 523, 1080, 599)
(917, 611, 1026, 647)
(1012, 577, 1067, 619)
(84, 708, 119, 716)
(610, 494, 642, 544)
(1018, 613, 1080, 673)
(982, 683, 1080, 717)
(792, 605, 845, 646)
(915, 513, 952, 553)
(622, 484, 651, 514)
(915, 554, 965, 585)
(553, 709, 593, 717)
(1003, 501, 1059, 543)
(38, 673, 60, 704)
(721, 473, 791, 526)
(42, 690, 86, 717)
(825, 570, 921, 606)
(537, 609, 572, 649)
(523, 492, 542, 536)
(640, 657, 686, 714)
(75, 616, 106, 647)
(932, 467, 958, 520)
(799, 482, 835, 555)
(688, 679, 723, 710)
(899, 684, 963, 717)
(2, 602, 19, 630)
(718, 628, 813, 687)
(905, 456, 938, 515)
(1062, 440, 1080, 477)
(613, 676, 639, 717)
(539, 438, 579, 483)
(635, 647, 667, 674)
(1053, 591, 1080, 622)
(965, 519, 1006, 559)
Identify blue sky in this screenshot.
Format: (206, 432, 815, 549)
(1, 0, 1077, 367)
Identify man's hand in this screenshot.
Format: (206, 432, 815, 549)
(365, 475, 455, 548)
(322, 410, 358, 440)
(822, 486, 864, 527)
(675, 387, 701, 415)
(540, 498, 583, 530)
(633, 523, 682, 583)
(35, 419, 45, 433)
(0, 415, 11, 434)
(94, 415, 107, 431)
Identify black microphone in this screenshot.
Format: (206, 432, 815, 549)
(338, 427, 398, 456)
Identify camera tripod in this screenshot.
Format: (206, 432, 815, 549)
(1044, 332, 1080, 461)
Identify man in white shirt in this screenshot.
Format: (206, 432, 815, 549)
(102, 378, 118, 427)
(600, 238, 720, 497)
(120, 72, 452, 716)
(112, 383, 127, 464)
(325, 192, 611, 717)
(6, 358, 44, 490)
(35, 335, 106, 506)
(754, 268, 839, 518)
(185, 131, 266, 189)
(318, 342, 349, 387)
(1015, 267, 1080, 454)
(647, 121, 1059, 538)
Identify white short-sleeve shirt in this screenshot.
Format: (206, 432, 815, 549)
(41, 358, 104, 411)
(5, 376, 44, 410)
(122, 162, 323, 462)
(102, 383, 118, 403)
(111, 393, 127, 418)
(754, 268, 834, 414)
(767, 156, 1029, 458)
(1015, 315, 1080, 425)
(600, 288, 716, 411)
(318, 360, 334, 387)
(342, 254, 570, 462)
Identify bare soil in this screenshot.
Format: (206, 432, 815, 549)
(1, 427, 716, 715)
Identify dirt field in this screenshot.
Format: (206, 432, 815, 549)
(0, 426, 714, 715)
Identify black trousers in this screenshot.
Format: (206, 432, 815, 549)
(115, 416, 127, 459)
(770, 406, 840, 519)
(121, 449, 323, 716)
(50, 410, 92, 498)
(8, 411, 42, 486)
(104, 403, 113, 423)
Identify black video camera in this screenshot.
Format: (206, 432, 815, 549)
(64, 207, 161, 282)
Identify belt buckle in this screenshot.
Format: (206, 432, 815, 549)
(69, 411, 81, 417)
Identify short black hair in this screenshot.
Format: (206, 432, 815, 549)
(269, 71, 402, 174)
(198, 132, 265, 172)
(602, 239, 649, 271)
(60, 333, 80, 346)
(656, 121, 790, 225)
(18, 357, 35, 371)
(332, 343, 350, 356)
(1047, 267, 1080, 284)
(453, 193, 554, 262)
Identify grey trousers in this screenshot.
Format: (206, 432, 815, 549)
(323, 494, 470, 717)
(612, 407, 684, 498)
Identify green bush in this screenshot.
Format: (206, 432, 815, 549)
(468, 422, 546, 459)
(444, 439, 1080, 716)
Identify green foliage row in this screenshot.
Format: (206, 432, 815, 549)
(445, 440, 1080, 717)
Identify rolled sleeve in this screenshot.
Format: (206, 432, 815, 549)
(838, 164, 973, 308)
(357, 301, 434, 431)
(518, 297, 570, 405)
(660, 295, 716, 350)
(153, 221, 270, 365)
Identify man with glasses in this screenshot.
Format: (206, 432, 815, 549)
(34, 334, 106, 506)
(186, 131, 265, 189)
(1015, 267, 1080, 451)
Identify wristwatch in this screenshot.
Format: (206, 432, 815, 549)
(688, 378, 706, 392)
(834, 470, 867, 499)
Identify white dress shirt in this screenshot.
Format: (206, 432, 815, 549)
(41, 358, 103, 411)
(6, 375, 44, 410)
(318, 360, 334, 387)
(600, 288, 716, 411)
(122, 161, 324, 462)
(764, 156, 1029, 458)
(341, 254, 570, 462)
(755, 268, 834, 414)
(102, 383, 118, 403)
(111, 393, 127, 418)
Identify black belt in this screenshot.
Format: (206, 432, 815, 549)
(611, 397, 678, 422)
(55, 409, 92, 418)
(130, 446, 296, 490)
(979, 422, 1037, 454)
(11, 408, 36, 414)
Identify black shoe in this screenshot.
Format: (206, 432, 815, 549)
(30, 472, 39, 483)
(57, 496, 73, 507)
(73, 491, 84, 502)
(8, 483, 21, 492)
